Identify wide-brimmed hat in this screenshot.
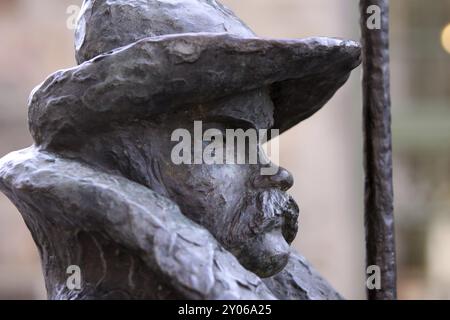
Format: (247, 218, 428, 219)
(29, 0, 361, 148)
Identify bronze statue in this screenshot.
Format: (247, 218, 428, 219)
(0, 0, 360, 299)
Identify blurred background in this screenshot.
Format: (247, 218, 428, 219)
(0, 0, 449, 299)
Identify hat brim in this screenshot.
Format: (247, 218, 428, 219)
(271, 65, 354, 136)
(29, 33, 361, 148)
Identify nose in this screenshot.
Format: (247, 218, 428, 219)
(252, 166, 294, 191)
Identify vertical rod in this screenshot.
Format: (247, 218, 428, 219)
(360, 0, 397, 300)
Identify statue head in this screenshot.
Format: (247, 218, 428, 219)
(73, 87, 299, 277)
(27, 0, 361, 278)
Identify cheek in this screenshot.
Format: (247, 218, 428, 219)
(207, 164, 252, 195)
(162, 162, 253, 213)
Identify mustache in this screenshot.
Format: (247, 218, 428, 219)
(225, 189, 299, 246)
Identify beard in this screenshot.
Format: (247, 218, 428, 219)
(215, 189, 300, 277)
(220, 189, 300, 249)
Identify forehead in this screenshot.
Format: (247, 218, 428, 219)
(199, 88, 275, 130)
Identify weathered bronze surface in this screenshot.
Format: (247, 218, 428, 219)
(0, 0, 361, 299)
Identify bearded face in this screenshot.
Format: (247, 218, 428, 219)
(147, 90, 300, 278)
(76, 90, 300, 278)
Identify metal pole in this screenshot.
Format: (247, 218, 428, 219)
(360, 0, 397, 300)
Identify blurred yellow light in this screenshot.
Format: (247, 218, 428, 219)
(441, 24, 450, 54)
